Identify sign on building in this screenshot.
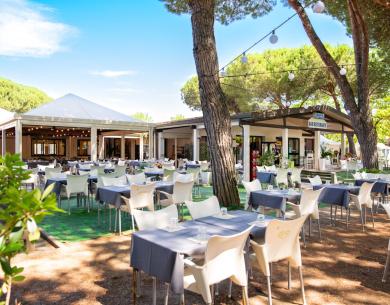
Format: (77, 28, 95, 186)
(308, 117, 327, 129)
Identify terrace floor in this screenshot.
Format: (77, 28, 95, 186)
(10, 182, 390, 304)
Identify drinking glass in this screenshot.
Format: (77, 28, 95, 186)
(257, 213, 265, 225)
(267, 184, 273, 191)
(197, 227, 208, 241)
(168, 217, 178, 230)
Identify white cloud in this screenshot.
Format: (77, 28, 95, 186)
(106, 87, 141, 94)
(90, 70, 137, 78)
(0, 0, 75, 57)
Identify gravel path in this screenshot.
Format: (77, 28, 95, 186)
(11, 210, 390, 305)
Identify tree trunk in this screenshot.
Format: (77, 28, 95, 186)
(188, 0, 240, 206)
(288, 0, 378, 168)
(330, 92, 357, 155)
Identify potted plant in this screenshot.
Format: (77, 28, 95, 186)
(0, 154, 61, 305)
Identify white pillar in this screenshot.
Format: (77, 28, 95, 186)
(174, 137, 178, 161)
(340, 133, 345, 158)
(15, 120, 22, 156)
(140, 135, 144, 160)
(1, 129, 6, 157)
(282, 128, 289, 164)
(148, 128, 154, 159)
(299, 137, 305, 166)
(243, 125, 250, 182)
(157, 132, 164, 160)
(98, 135, 104, 160)
(193, 128, 199, 161)
(120, 135, 125, 159)
(90, 126, 97, 161)
(314, 130, 321, 170)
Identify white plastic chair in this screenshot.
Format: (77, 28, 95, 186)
(159, 181, 194, 218)
(382, 239, 390, 283)
(173, 173, 193, 183)
(256, 165, 265, 173)
(126, 172, 146, 185)
(286, 189, 323, 242)
(114, 165, 127, 176)
(308, 175, 322, 187)
(290, 168, 302, 187)
(117, 160, 126, 166)
(250, 216, 308, 305)
(352, 172, 362, 180)
(185, 196, 220, 220)
(163, 169, 176, 182)
(182, 227, 252, 305)
(265, 165, 276, 172)
(119, 183, 156, 231)
(187, 167, 201, 196)
(101, 175, 128, 187)
(133, 204, 177, 231)
(45, 167, 62, 180)
(275, 168, 289, 187)
(63, 175, 89, 214)
(242, 180, 262, 210)
(349, 182, 375, 231)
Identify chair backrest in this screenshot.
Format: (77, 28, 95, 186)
(78, 163, 91, 170)
(133, 204, 178, 230)
(366, 173, 379, 180)
(308, 175, 322, 186)
(45, 167, 62, 179)
(187, 167, 201, 183)
(173, 181, 194, 203)
(185, 196, 220, 220)
(101, 175, 128, 187)
(200, 162, 209, 171)
(127, 183, 156, 211)
(66, 174, 89, 195)
(117, 160, 126, 166)
(290, 168, 302, 184)
(299, 188, 323, 218)
(204, 226, 252, 286)
(242, 179, 262, 194)
(173, 173, 193, 183)
(358, 182, 374, 206)
(381, 203, 390, 219)
(275, 168, 289, 185)
(262, 216, 307, 265)
(89, 165, 99, 176)
(126, 172, 146, 184)
(256, 165, 265, 172)
(97, 172, 118, 188)
(163, 169, 176, 182)
(114, 165, 127, 176)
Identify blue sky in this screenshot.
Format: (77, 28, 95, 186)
(0, 0, 352, 121)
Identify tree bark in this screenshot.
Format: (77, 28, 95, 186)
(330, 91, 357, 156)
(288, 0, 378, 168)
(188, 0, 240, 206)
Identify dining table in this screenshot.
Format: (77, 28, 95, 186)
(248, 189, 301, 217)
(130, 210, 274, 294)
(354, 179, 389, 195)
(313, 183, 360, 208)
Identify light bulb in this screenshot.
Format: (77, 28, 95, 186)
(269, 30, 278, 44)
(288, 72, 295, 81)
(303, 104, 309, 109)
(340, 67, 347, 76)
(286, 101, 291, 107)
(220, 68, 226, 77)
(241, 52, 248, 64)
(313, 1, 325, 13)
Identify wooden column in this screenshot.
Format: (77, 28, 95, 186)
(98, 135, 104, 160)
(15, 120, 22, 156)
(121, 136, 125, 159)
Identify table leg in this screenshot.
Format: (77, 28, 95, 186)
(133, 269, 137, 305)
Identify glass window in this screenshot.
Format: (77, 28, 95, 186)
(77, 140, 91, 156)
(31, 139, 66, 156)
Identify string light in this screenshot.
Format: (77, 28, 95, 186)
(313, 1, 325, 13)
(339, 66, 347, 76)
(241, 52, 248, 64)
(269, 30, 278, 44)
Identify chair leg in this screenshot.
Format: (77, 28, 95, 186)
(330, 205, 333, 225)
(215, 283, 219, 296)
(298, 266, 307, 305)
(119, 209, 122, 236)
(308, 218, 312, 238)
(133, 269, 137, 305)
(288, 261, 291, 290)
(131, 214, 135, 231)
(136, 271, 142, 297)
(382, 250, 390, 283)
(266, 276, 272, 305)
(228, 280, 232, 298)
(152, 277, 156, 305)
(242, 285, 249, 305)
(164, 284, 170, 305)
(317, 218, 322, 241)
(179, 293, 185, 305)
(68, 197, 70, 215)
(360, 209, 365, 232)
(301, 226, 306, 248)
(370, 207, 375, 228)
(269, 263, 273, 284)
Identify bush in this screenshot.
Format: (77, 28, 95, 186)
(0, 154, 61, 305)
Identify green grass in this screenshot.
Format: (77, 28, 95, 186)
(40, 185, 248, 243)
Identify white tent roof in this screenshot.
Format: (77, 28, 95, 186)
(23, 93, 142, 124)
(0, 107, 14, 124)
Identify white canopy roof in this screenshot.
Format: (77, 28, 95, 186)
(0, 107, 14, 124)
(24, 93, 141, 124)
(320, 135, 340, 146)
